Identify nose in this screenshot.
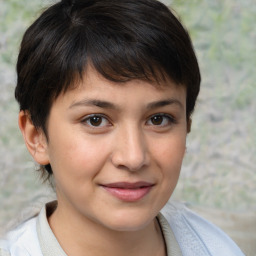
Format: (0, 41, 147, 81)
(111, 125, 149, 172)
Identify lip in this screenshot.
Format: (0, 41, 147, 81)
(101, 182, 154, 202)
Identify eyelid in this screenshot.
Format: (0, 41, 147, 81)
(146, 113, 177, 126)
(81, 114, 112, 128)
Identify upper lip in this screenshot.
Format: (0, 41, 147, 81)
(101, 181, 154, 189)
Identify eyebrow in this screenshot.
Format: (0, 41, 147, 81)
(146, 99, 184, 110)
(69, 98, 184, 110)
(69, 99, 117, 110)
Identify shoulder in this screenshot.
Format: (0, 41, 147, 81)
(160, 201, 245, 256)
(0, 217, 43, 256)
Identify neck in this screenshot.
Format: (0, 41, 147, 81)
(48, 202, 166, 256)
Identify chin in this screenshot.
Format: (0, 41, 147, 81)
(101, 209, 156, 232)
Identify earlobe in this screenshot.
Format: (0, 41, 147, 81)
(18, 111, 49, 165)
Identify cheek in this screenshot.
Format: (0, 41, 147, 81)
(152, 136, 186, 170)
(48, 133, 111, 182)
(149, 136, 186, 210)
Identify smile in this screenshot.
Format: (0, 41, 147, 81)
(101, 182, 154, 202)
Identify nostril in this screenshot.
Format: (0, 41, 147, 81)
(111, 150, 148, 172)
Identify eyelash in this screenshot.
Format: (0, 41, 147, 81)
(146, 113, 177, 127)
(81, 113, 176, 129)
(81, 114, 111, 128)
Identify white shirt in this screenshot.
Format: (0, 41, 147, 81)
(0, 201, 245, 256)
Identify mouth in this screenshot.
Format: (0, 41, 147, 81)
(101, 182, 154, 202)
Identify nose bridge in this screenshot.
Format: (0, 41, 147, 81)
(112, 123, 148, 171)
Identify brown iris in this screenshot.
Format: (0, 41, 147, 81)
(151, 115, 164, 125)
(89, 116, 103, 126)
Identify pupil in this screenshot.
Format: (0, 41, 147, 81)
(90, 116, 102, 126)
(152, 116, 163, 125)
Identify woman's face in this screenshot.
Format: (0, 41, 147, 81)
(42, 67, 188, 232)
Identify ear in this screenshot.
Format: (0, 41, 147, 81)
(187, 118, 192, 133)
(18, 111, 50, 165)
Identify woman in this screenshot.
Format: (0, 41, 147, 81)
(0, 0, 244, 255)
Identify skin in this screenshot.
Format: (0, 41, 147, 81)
(19, 67, 189, 256)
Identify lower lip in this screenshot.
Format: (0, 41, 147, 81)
(102, 186, 153, 202)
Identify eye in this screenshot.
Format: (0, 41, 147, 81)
(82, 114, 111, 128)
(146, 114, 175, 127)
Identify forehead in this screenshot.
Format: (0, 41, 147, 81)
(53, 67, 186, 109)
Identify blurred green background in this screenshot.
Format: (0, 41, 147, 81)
(0, 0, 255, 231)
